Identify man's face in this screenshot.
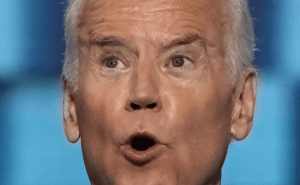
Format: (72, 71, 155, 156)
(74, 0, 234, 184)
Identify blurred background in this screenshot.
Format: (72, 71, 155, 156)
(0, 0, 299, 184)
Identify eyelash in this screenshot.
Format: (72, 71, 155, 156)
(101, 53, 125, 66)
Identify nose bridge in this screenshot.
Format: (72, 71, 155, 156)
(135, 59, 156, 91)
(134, 38, 160, 89)
(125, 55, 162, 112)
(132, 57, 158, 102)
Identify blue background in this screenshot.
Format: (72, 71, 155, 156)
(0, 0, 299, 184)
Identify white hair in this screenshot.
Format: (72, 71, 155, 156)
(225, 0, 257, 85)
(63, 0, 84, 92)
(62, 0, 257, 92)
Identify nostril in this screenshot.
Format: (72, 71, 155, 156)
(131, 103, 141, 110)
(146, 103, 156, 109)
(130, 103, 156, 110)
(131, 135, 156, 151)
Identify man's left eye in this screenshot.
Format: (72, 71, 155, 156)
(103, 56, 126, 69)
(170, 56, 191, 68)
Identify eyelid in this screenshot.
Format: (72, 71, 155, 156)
(102, 53, 126, 65)
(103, 53, 121, 60)
(171, 54, 193, 61)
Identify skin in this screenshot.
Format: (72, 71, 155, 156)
(63, 0, 256, 184)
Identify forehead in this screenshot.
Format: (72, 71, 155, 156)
(79, 0, 228, 47)
(80, 0, 224, 16)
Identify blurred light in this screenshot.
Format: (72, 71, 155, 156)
(6, 79, 89, 184)
(222, 1, 300, 184)
(0, 0, 25, 79)
(274, 0, 300, 80)
(222, 76, 295, 184)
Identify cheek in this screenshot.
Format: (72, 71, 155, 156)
(74, 75, 129, 176)
(76, 76, 127, 135)
(162, 80, 232, 174)
(166, 83, 232, 141)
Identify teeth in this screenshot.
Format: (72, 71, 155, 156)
(131, 135, 156, 151)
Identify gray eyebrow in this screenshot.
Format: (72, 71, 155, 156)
(162, 33, 203, 49)
(90, 33, 202, 48)
(90, 35, 126, 47)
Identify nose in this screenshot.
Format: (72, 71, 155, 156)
(125, 64, 162, 112)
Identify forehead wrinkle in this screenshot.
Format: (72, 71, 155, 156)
(81, 0, 144, 21)
(79, 0, 134, 30)
(145, 0, 224, 21)
(80, 0, 224, 26)
(80, 0, 226, 22)
(79, 0, 228, 52)
(144, 1, 226, 43)
(78, 0, 102, 28)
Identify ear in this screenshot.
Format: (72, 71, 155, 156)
(63, 81, 80, 143)
(230, 73, 256, 141)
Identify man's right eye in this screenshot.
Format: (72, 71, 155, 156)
(103, 56, 126, 69)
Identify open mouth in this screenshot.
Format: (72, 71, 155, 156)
(121, 133, 163, 166)
(130, 134, 156, 151)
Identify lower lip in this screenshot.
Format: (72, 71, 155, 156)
(121, 144, 164, 166)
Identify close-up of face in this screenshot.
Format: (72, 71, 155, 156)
(63, 0, 256, 184)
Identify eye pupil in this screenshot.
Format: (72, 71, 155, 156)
(172, 57, 184, 67)
(105, 57, 118, 68)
